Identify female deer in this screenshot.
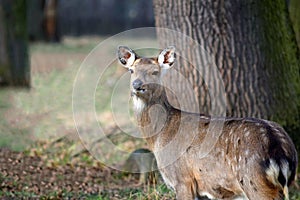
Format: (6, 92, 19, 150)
(117, 46, 298, 200)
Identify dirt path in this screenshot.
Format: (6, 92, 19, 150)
(0, 148, 142, 199)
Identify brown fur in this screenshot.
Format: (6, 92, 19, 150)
(118, 46, 298, 200)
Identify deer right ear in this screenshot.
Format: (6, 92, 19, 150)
(118, 46, 136, 68)
(158, 46, 176, 69)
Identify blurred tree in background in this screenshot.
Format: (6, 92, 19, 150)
(0, 0, 30, 86)
(28, 0, 60, 42)
(1, 0, 155, 86)
(153, 0, 300, 149)
(28, 0, 154, 40)
(289, 0, 300, 49)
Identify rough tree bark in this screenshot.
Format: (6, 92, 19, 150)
(153, 0, 299, 131)
(0, 0, 30, 86)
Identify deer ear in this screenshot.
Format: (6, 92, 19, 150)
(118, 46, 136, 68)
(158, 46, 176, 69)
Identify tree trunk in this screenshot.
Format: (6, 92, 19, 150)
(153, 0, 299, 129)
(27, 0, 46, 41)
(0, 0, 30, 87)
(289, 0, 300, 49)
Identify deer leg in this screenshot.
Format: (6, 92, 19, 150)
(175, 183, 194, 200)
(241, 183, 284, 200)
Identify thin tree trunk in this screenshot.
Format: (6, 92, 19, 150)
(153, 0, 299, 128)
(0, 0, 30, 87)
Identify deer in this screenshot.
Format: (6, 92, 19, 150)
(117, 46, 298, 200)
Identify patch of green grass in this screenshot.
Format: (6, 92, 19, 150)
(30, 37, 103, 54)
(1, 36, 158, 152)
(0, 184, 174, 200)
(12, 65, 80, 141)
(95, 184, 175, 200)
(0, 191, 38, 198)
(0, 88, 32, 151)
(0, 190, 96, 199)
(0, 128, 30, 151)
(0, 89, 11, 109)
(25, 138, 99, 167)
(290, 178, 300, 200)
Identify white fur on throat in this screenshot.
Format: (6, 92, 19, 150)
(132, 96, 145, 113)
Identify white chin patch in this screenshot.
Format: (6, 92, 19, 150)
(132, 96, 145, 113)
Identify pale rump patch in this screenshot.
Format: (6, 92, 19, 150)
(281, 160, 290, 181)
(265, 159, 280, 186)
(281, 160, 291, 200)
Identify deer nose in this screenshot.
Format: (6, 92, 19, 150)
(132, 79, 143, 90)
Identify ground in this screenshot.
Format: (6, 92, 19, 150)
(0, 36, 175, 199)
(0, 141, 174, 199)
(0, 36, 299, 199)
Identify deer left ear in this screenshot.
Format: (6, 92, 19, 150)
(118, 46, 136, 68)
(158, 46, 176, 69)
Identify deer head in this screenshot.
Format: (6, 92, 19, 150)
(118, 46, 176, 112)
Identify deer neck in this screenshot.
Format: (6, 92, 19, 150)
(132, 88, 175, 148)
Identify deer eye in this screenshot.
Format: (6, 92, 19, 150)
(152, 70, 159, 75)
(128, 69, 134, 74)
